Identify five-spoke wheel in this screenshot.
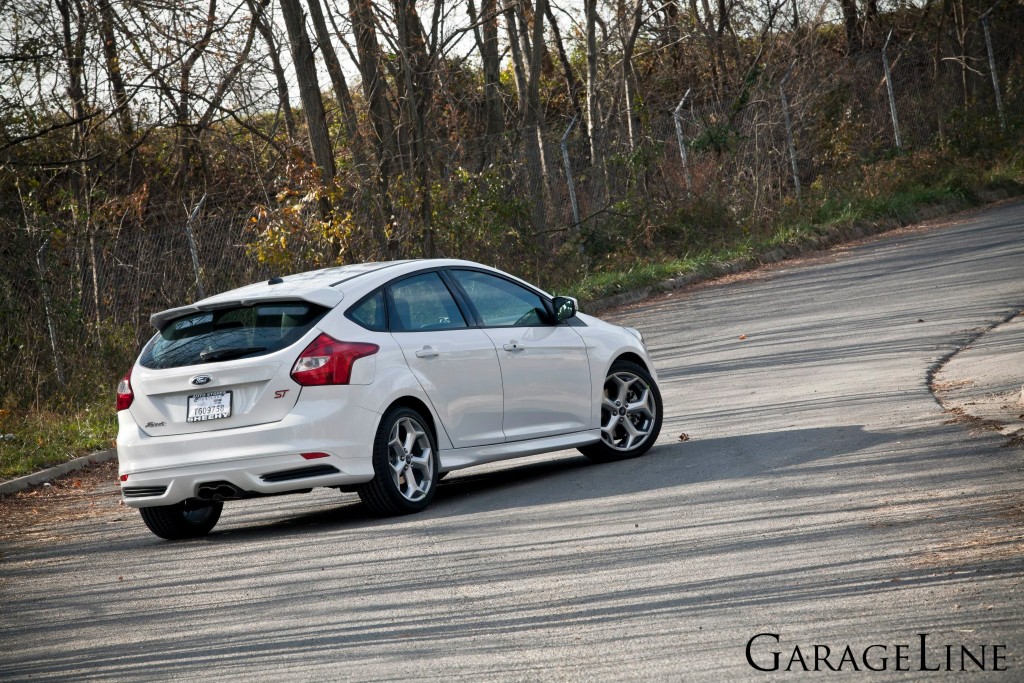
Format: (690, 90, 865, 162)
(359, 406, 439, 515)
(386, 415, 434, 503)
(580, 360, 663, 462)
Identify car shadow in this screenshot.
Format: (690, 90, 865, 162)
(198, 423, 901, 542)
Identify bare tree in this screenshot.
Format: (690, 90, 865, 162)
(306, 0, 366, 170)
(279, 0, 336, 194)
(349, 0, 398, 186)
(467, 0, 503, 168)
(840, 0, 860, 52)
(391, 0, 436, 255)
(95, 0, 133, 138)
(619, 0, 645, 152)
(584, 0, 604, 170)
(247, 0, 298, 142)
(545, 2, 586, 130)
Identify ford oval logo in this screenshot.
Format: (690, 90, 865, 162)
(191, 375, 213, 386)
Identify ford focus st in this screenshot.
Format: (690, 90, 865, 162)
(116, 259, 663, 539)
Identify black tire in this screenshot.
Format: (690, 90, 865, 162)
(139, 500, 223, 540)
(358, 406, 439, 516)
(579, 359, 663, 463)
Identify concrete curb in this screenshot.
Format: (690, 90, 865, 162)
(928, 311, 1024, 441)
(0, 449, 117, 496)
(584, 192, 1015, 315)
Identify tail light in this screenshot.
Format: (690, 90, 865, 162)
(291, 333, 378, 386)
(116, 368, 134, 411)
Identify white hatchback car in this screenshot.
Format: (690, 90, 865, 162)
(116, 260, 663, 539)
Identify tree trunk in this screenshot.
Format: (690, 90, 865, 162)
(840, 0, 860, 53)
(621, 0, 644, 152)
(522, 0, 549, 235)
(247, 0, 297, 142)
(504, 5, 529, 119)
(306, 0, 367, 170)
(544, 2, 585, 130)
(349, 0, 398, 186)
(584, 0, 606, 196)
(279, 0, 336, 204)
(96, 0, 133, 138)
(392, 0, 435, 256)
(716, 0, 730, 35)
(56, 0, 95, 319)
(468, 0, 503, 168)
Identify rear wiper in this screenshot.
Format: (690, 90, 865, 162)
(199, 346, 267, 362)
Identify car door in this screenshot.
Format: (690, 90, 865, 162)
(387, 271, 505, 448)
(447, 268, 592, 441)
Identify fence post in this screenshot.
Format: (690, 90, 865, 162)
(779, 68, 802, 203)
(35, 238, 65, 385)
(882, 30, 903, 150)
(560, 117, 582, 240)
(980, 9, 1007, 133)
(673, 88, 693, 193)
(183, 194, 207, 299)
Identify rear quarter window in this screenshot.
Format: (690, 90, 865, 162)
(347, 290, 387, 331)
(140, 302, 327, 369)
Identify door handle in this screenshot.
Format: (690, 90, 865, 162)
(503, 341, 525, 352)
(415, 346, 439, 358)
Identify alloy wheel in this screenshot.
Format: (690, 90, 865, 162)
(387, 416, 434, 502)
(600, 371, 657, 451)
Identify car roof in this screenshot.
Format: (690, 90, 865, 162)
(149, 259, 550, 329)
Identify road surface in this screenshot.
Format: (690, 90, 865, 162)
(2, 202, 1023, 680)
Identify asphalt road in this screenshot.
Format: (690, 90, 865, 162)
(2, 202, 1023, 680)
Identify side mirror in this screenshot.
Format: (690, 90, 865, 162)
(552, 296, 578, 322)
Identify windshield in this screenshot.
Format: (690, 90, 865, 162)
(140, 302, 327, 370)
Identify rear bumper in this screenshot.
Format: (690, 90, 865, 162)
(116, 392, 380, 507)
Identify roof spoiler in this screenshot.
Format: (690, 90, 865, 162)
(149, 289, 344, 329)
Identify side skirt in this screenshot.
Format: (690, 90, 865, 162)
(439, 430, 601, 472)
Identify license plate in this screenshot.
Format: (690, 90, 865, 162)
(186, 390, 232, 422)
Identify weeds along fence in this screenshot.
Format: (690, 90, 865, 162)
(2, 10, 1023, 408)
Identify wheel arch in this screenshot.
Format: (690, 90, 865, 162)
(385, 395, 439, 445)
(611, 351, 649, 374)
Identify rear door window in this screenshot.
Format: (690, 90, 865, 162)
(388, 272, 467, 332)
(140, 302, 327, 369)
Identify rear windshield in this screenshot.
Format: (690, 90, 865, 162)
(140, 302, 327, 369)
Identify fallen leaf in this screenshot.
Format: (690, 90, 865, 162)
(738, 334, 747, 340)
(72, 480, 82, 488)
(678, 433, 690, 441)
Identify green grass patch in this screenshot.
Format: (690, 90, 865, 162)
(0, 403, 115, 480)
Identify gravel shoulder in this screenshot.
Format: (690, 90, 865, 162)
(932, 312, 1024, 443)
